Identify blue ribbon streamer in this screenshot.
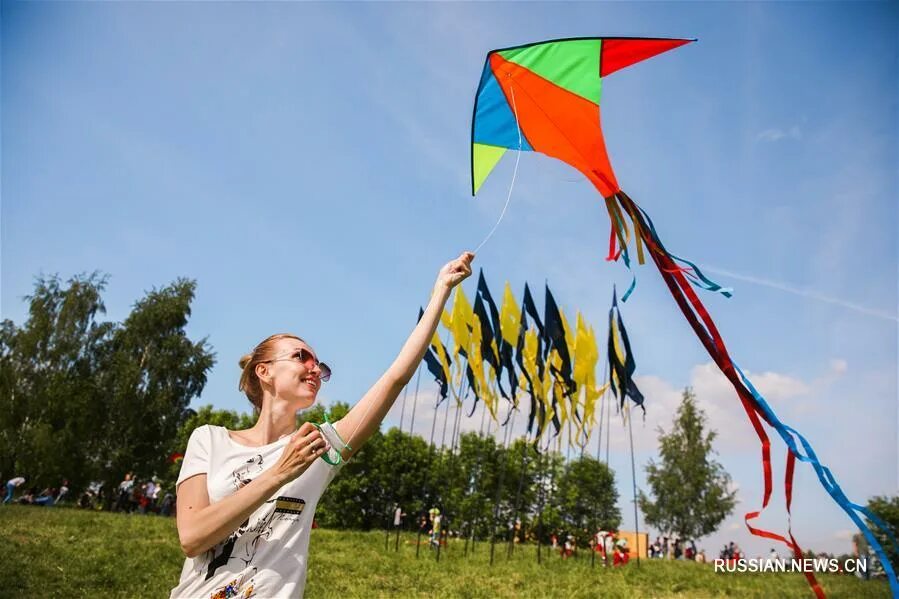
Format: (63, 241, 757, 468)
(733, 362, 899, 596)
(614, 192, 895, 593)
(631, 201, 733, 298)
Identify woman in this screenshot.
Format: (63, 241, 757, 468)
(171, 251, 474, 598)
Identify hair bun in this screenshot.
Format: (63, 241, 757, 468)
(239, 354, 253, 370)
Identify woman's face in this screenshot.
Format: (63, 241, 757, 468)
(261, 338, 326, 409)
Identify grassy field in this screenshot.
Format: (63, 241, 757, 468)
(0, 504, 890, 598)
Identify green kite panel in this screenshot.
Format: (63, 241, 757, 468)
(499, 39, 602, 105)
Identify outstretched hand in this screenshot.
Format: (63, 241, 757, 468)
(435, 251, 475, 291)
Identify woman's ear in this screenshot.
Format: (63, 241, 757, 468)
(255, 362, 271, 385)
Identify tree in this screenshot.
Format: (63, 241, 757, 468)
(0, 273, 114, 488)
(0, 274, 214, 496)
(496, 437, 540, 540)
(90, 278, 215, 490)
(556, 455, 620, 546)
(639, 387, 736, 541)
(865, 495, 899, 568)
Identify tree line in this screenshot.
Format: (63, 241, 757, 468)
(2, 273, 895, 564)
(0, 273, 620, 547)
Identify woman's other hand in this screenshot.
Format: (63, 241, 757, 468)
(271, 422, 330, 484)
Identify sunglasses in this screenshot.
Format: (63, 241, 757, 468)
(267, 348, 331, 382)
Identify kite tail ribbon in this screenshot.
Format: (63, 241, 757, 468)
(615, 191, 733, 298)
(612, 189, 898, 598)
(604, 196, 638, 301)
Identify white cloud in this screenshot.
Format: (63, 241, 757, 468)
(382, 357, 850, 460)
(833, 529, 855, 541)
(828, 359, 847, 376)
(756, 125, 802, 142)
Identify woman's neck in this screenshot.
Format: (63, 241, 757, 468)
(243, 400, 297, 445)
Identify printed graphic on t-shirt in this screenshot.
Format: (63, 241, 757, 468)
(209, 567, 257, 599)
(273, 497, 306, 523)
(204, 495, 307, 581)
(274, 497, 305, 515)
(231, 454, 264, 491)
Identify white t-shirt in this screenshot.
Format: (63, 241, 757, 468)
(170, 424, 343, 599)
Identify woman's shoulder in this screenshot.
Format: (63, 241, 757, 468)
(185, 424, 226, 450)
(190, 423, 226, 436)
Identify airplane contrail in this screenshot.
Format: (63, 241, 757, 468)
(703, 266, 898, 323)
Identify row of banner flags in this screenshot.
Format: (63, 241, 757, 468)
(420, 270, 643, 449)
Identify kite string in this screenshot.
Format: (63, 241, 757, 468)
(346, 88, 516, 455)
(473, 85, 522, 255)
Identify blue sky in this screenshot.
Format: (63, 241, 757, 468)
(2, 2, 896, 557)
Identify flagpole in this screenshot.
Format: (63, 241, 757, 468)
(627, 403, 641, 568)
(547, 433, 568, 558)
(385, 377, 407, 552)
(422, 331, 453, 560)
(396, 364, 424, 553)
(596, 362, 608, 462)
(450, 396, 461, 453)
(473, 393, 495, 554)
(466, 396, 492, 557)
(507, 429, 530, 559)
(418, 393, 440, 558)
(444, 379, 466, 556)
(438, 371, 470, 562)
(535, 434, 553, 565)
(387, 363, 422, 553)
(605, 389, 612, 466)
(429, 331, 452, 452)
(490, 399, 516, 566)
(407, 362, 423, 437)
(464, 398, 488, 557)
(536, 443, 543, 565)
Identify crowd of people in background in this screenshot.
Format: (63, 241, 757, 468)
(110, 472, 177, 515)
(2, 473, 176, 516)
(647, 535, 707, 562)
(718, 540, 743, 562)
(3, 475, 69, 507)
(589, 530, 633, 566)
(544, 529, 634, 565)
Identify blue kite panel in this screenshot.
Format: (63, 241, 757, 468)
(473, 68, 533, 151)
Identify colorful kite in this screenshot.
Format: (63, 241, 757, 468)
(471, 37, 898, 597)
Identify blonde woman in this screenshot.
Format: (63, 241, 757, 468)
(171, 252, 474, 598)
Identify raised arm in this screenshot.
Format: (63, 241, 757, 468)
(334, 252, 474, 457)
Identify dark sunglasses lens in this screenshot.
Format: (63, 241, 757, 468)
(319, 362, 331, 382)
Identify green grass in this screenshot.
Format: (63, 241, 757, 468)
(0, 504, 890, 598)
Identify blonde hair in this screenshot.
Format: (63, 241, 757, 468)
(238, 333, 305, 409)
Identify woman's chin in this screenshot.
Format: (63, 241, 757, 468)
(296, 395, 316, 410)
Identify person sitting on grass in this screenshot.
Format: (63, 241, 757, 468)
(613, 538, 630, 566)
(33, 487, 57, 507)
(171, 252, 474, 599)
